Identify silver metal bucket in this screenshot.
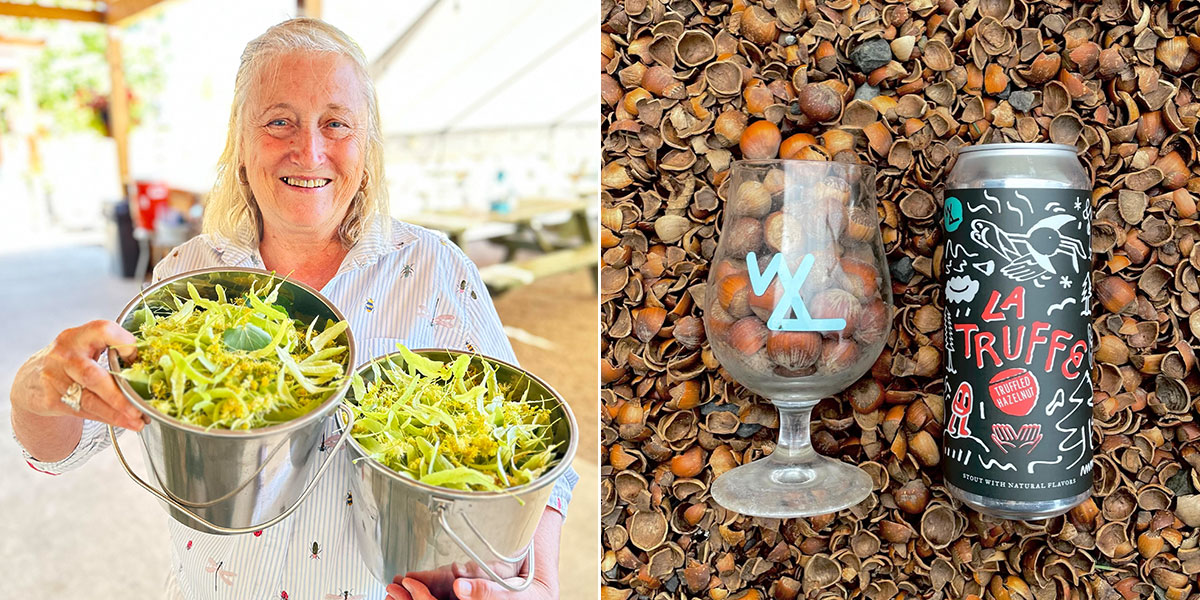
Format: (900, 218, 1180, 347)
(107, 268, 356, 535)
(345, 349, 577, 594)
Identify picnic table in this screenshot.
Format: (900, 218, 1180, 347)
(402, 196, 597, 294)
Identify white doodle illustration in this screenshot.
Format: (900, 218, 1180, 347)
(1026, 454, 1064, 474)
(1043, 385, 1065, 416)
(972, 260, 995, 276)
(1028, 373, 1092, 474)
(970, 214, 1088, 282)
(944, 240, 979, 274)
(1013, 190, 1035, 218)
(991, 423, 1043, 454)
(944, 310, 957, 374)
(1005, 200, 1025, 226)
(1047, 297, 1077, 315)
(972, 190, 1000, 214)
(1079, 271, 1092, 316)
(946, 447, 973, 465)
(946, 275, 980, 303)
(978, 456, 1017, 471)
(946, 239, 979, 259)
(1045, 201, 1066, 214)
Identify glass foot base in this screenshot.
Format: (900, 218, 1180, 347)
(710, 454, 873, 518)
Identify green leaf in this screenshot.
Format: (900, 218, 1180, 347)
(128, 306, 156, 331)
(397, 345, 443, 378)
(221, 323, 272, 352)
(309, 320, 348, 353)
(420, 467, 500, 490)
(118, 366, 152, 397)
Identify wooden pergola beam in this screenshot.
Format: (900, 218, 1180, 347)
(0, 34, 45, 47)
(106, 0, 166, 25)
(0, 1, 167, 25)
(298, 0, 321, 18)
(0, 2, 103, 23)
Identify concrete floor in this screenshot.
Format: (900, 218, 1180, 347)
(0, 240, 597, 599)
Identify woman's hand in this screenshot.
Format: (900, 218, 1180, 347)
(384, 508, 563, 600)
(11, 320, 144, 458)
(385, 574, 558, 600)
(385, 570, 558, 600)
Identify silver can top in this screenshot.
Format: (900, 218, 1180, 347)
(957, 143, 1078, 155)
(948, 142, 1089, 189)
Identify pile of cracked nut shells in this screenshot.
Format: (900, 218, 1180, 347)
(601, 0, 1200, 599)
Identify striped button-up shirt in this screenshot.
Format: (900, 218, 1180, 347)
(18, 216, 578, 600)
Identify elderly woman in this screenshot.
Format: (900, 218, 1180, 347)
(8, 18, 575, 600)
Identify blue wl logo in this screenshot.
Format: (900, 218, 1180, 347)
(746, 252, 847, 332)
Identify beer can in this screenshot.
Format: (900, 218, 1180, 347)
(941, 143, 1093, 519)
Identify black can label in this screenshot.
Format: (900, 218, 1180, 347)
(942, 187, 1094, 502)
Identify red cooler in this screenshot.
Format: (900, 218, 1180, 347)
(135, 180, 169, 231)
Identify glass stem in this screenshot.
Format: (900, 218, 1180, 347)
(772, 404, 817, 463)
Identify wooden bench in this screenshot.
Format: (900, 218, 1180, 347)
(479, 244, 598, 295)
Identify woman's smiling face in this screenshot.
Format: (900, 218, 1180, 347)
(242, 51, 368, 239)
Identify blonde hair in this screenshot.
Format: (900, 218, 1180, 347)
(204, 17, 388, 248)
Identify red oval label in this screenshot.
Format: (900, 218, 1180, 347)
(988, 367, 1039, 416)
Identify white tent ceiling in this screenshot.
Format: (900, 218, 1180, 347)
(325, 0, 597, 136)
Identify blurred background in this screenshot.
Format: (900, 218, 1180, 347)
(0, 0, 597, 597)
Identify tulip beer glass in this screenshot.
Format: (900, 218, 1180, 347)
(703, 159, 893, 517)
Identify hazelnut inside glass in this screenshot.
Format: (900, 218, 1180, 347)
(703, 159, 893, 518)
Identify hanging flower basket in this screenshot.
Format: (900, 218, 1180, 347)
(80, 89, 139, 137)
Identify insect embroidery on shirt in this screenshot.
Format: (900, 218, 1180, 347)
(280, 592, 289, 600)
(205, 558, 237, 590)
(311, 541, 322, 560)
(365, 298, 375, 312)
(186, 540, 192, 550)
(458, 279, 467, 293)
(401, 264, 413, 278)
(429, 297, 457, 329)
(319, 433, 341, 452)
(325, 592, 365, 600)
(346, 492, 353, 506)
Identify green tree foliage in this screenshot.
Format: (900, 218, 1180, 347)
(0, 17, 165, 135)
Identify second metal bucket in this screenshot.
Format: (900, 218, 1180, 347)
(345, 349, 577, 594)
(107, 268, 356, 535)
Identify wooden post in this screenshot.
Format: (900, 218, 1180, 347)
(299, 0, 321, 18)
(105, 27, 135, 223)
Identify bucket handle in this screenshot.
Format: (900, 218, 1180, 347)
(108, 404, 356, 535)
(434, 503, 535, 592)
